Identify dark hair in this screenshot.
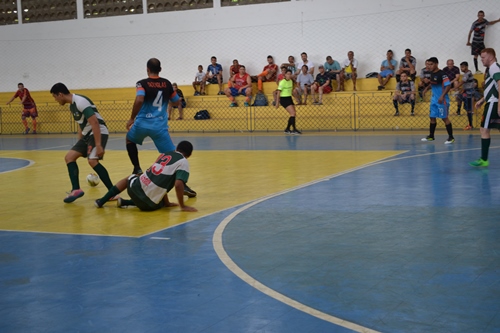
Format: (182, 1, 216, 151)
(427, 57, 439, 64)
(478, 10, 484, 15)
(50, 82, 70, 95)
(147, 58, 161, 74)
(239, 65, 245, 69)
(405, 48, 411, 53)
(211, 56, 217, 60)
(302, 65, 309, 70)
(18, 83, 24, 86)
(198, 65, 203, 68)
(387, 49, 393, 53)
(267, 55, 273, 59)
(176, 141, 193, 157)
(286, 70, 293, 74)
(301, 52, 307, 56)
(280, 65, 287, 70)
(326, 56, 332, 60)
(460, 61, 469, 66)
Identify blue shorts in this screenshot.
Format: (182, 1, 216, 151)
(429, 102, 449, 119)
(379, 69, 394, 78)
(127, 125, 175, 153)
(230, 87, 248, 96)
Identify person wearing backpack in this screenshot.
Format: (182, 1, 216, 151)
(276, 69, 301, 135)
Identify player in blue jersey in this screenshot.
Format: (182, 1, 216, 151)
(126, 58, 197, 197)
(421, 57, 455, 144)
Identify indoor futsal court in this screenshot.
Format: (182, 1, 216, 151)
(0, 131, 499, 333)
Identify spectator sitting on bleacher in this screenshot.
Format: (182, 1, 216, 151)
(281, 55, 298, 78)
(203, 56, 224, 95)
(311, 65, 332, 105)
(252, 55, 278, 94)
(296, 52, 315, 76)
(168, 83, 186, 120)
(442, 59, 460, 90)
(324, 56, 342, 91)
(224, 65, 252, 107)
(396, 48, 416, 82)
(418, 62, 432, 102)
(228, 59, 241, 88)
(340, 51, 358, 91)
(377, 50, 397, 90)
(392, 72, 416, 116)
(192, 65, 206, 96)
(293, 65, 314, 105)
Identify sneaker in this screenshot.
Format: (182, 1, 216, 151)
(218, 91, 225, 95)
(109, 195, 120, 201)
(444, 138, 455, 144)
(284, 129, 291, 134)
(64, 189, 84, 203)
(117, 197, 125, 208)
(411, 112, 415, 116)
(290, 129, 302, 135)
(184, 184, 197, 198)
(132, 167, 143, 175)
(377, 86, 384, 91)
(464, 125, 473, 130)
(313, 101, 322, 105)
(24, 128, 30, 134)
(394, 112, 399, 116)
(469, 158, 489, 167)
(421, 136, 435, 142)
(194, 91, 200, 96)
(244, 102, 249, 107)
(475, 70, 483, 74)
(229, 102, 237, 107)
(95, 199, 103, 208)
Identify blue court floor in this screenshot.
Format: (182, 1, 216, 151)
(0, 131, 499, 333)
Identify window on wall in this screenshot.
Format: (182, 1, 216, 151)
(147, 0, 213, 13)
(221, 0, 289, 7)
(0, 0, 19, 25)
(83, 0, 143, 18)
(21, 1, 77, 23)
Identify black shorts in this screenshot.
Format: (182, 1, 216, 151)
(481, 102, 500, 129)
(471, 42, 485, 56)
(71, 134, 108, 159)
(127, 175, 165, 211)
(279, 96, 294, 109)
(207, 76, 221, 84)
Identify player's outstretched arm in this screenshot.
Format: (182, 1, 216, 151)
(175, 179, 197, 212)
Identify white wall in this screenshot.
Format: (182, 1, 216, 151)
(0, 0, 498, 92)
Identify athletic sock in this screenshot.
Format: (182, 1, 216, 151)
(474, 58, 479, 72)
(429, 123, 437, 138)
(67, 161, 80, 190)
(410, 100, 415, 112)
(290, 116, 297, 130)
(93, 163, 113, 189)
(120, 199, 135, 206)
(99, 185, 121, 205)
(481, 138, 491, 161)
(467, 112, 473, 126)
(393, 100, 399, 112)
(126, 142, 141, 172)
(445, 123, 454, 139)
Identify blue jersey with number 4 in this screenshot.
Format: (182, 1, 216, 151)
(135, 77, 179, 130)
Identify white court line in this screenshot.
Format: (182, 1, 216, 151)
(150, 237, 171, 240)
(0, 157, 35, 174)
(212, 145, 500, 333)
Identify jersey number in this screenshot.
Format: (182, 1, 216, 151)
(151, 154, 172, 175)
(153, 91, 163, 112)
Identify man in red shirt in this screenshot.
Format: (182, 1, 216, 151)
(7, 83, 38, 134)
(252, 55, 278, 94)
(224, 65, 252, 107)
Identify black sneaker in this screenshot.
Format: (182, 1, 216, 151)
(95, 199, 103, 208)
(394, 112, 399, 116)
(132, 167, 143, 175)
(184, 184, 197, 198)
(284, 129, 291, 134)
(217, 91, 225, 95)
(290, 129, 302, 135)
(411, 112, 415, 116)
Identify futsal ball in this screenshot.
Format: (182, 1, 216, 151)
(87, 173, 100, 187)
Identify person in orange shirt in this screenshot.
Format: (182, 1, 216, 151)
(7, 83, 38, 134)
(252, 55, 278, 94)
(224, 65, 252, 107)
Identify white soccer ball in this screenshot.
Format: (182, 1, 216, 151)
(87, 173, 100, 187)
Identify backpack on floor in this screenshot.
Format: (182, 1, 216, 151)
(252, 93, 268, 106)
(194, 110, 210, 120)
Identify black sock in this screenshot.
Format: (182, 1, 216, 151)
(429, 123, 437, 138)
(99, 185, 122, 205)
(120, 199, 135, 206)
(126, 142, 141, 172)
(393, 100, 399, 112)
(481, 138, 491, 161)
(418, 88, 423, 99)
(287, 117, 293, 130)
(290, 116, 297, 130)
(93, 163, 113, 189)
(67, 161, 80, 190)
(445, 123, 454, 139)
(474, 58, 479, 72)
(467, 112, 473, 126)
(410, 100, 415, 112)
(457, 102, 462, 112)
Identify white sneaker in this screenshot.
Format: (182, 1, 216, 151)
(444, 138, 455, 144)
(475, 70, 483, 74)
(421, 136, 435, 142)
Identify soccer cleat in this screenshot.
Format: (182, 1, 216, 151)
(229, 102, 237, 107)
(444, 138, 455, 144)
(464, 125, 473, 130)
(290, 129, 302, 135)
(244, 102, 249, 107)
(184, 184, 197, 198)
(64, 189, 84, 203)
(421, 136, 435, 142)
(469, 158, 489, 167)
(284, 129, 291, 134)
(132, 167, 143, 175)
(394, 112, 400, 116)
(24, 128, 30, 134)
(95, 199, 103, 208)
(109, 195, 120, 201)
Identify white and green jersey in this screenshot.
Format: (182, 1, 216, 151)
(484, 62, 500, 104)
(131, 151, 190, 205)
(69, 94, 108, 137)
